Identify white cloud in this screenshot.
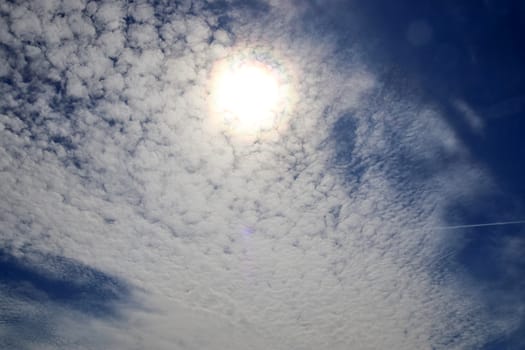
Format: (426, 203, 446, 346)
(453, 98, 485, 133)
(0, 0, 520, 349)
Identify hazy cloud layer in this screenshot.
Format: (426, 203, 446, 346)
(0, 0, 522, 349)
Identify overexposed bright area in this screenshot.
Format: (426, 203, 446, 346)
(208, 50, 293, 139)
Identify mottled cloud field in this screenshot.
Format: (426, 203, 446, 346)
(0, 1, 522, 349)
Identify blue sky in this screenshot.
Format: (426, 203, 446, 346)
(1, 0, 524, 349)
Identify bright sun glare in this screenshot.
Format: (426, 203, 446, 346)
(209, 54, 290, 137)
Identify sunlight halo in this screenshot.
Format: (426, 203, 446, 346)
(208, 51, 293, 139)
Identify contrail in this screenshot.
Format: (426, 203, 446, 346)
(432, 220, 525, 231)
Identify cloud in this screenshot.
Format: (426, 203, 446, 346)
(0, 0, 522, 349)
(0, 248, 131, 349)
(452, 98, 484, 134)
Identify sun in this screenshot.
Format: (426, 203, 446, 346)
(215, 61, 279, 130)
(208, 53, 291, 138)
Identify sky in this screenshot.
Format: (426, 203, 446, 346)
(0, 0, 524, 349)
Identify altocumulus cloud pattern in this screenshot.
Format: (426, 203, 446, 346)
(1, 0, 524, 349)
